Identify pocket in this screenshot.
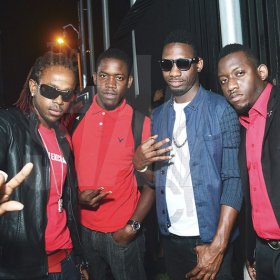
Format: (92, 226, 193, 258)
(109, 232, 131, 248)
(203, 133, 222, 165)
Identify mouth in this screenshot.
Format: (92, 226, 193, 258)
(103, 91, 117, 99)
(168, 79, 184, 88)
(49, 108, 63, 117)
(229, 92, 243, 103)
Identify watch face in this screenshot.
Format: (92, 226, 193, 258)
(128, 220, 141, 231)
(133, 221, 141, 231)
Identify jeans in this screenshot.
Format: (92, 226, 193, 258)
(163, 235, 234, 280)
(255, 238, 280, 280)
(25, 253, 81, 280)
(81, 225, 146, 280)
(47, 253, 81, 280)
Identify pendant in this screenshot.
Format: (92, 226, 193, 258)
(58, 198, 63, 213)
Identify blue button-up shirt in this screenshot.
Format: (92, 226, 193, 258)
(152, 86, 242, 242)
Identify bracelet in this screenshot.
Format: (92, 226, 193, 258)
(136, 166, 148, 173)
(0, 170, 8, 182)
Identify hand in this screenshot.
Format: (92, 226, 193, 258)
(246, 260, 256, 280)
(0, 163, 33, 216)
(112, 224, 137, 246)
(80, 267, 89, 280)
(78, 188, 112, 209)
(133, 135, 172, 171)
(186, 244, 225, 280)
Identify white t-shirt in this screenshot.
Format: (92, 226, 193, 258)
(166, 101, 200, 236)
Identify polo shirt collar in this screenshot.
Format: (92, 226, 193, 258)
(240, 83, 272, 128)
(91, 95, 127, 115)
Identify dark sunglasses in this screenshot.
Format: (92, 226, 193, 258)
(37, 83, 75, 102)
(158, 57, 199, 72)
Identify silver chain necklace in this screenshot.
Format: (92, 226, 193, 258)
(172, 136, 188, 148)
(38, 129, 64, 213)
(172, 106, 188, 149)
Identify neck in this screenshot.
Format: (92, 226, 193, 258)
(174, 83, 200, 104)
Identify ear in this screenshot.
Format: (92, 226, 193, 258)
(197, 58, 204, 72)
(257, 64, 268, 81)
(93, 72, 97, 85)
(127, 75, 133, 89)
(29, 79, 37, 97)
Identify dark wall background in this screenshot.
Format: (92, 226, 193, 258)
(1, 0, 279, 108)
(110, 0, 279, 110)
(0, 0, 79, 107)
(240, 0, 280, 85)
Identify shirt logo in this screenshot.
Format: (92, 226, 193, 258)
(47, 152, 66, 164)
(118, 137, 124, 143)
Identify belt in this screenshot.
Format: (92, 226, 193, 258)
(169, 233, 199, 240)
(47, 248, 72, 273)
(259, 238, 280, 250)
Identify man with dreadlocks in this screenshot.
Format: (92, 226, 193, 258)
(0, 51, 88, 279)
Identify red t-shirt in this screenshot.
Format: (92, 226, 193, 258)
(38, 125, 73, 253)
(240, 83, 280, 239)
(72, 97, 151, 232)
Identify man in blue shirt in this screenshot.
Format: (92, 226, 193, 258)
(133, 30, 243, 280)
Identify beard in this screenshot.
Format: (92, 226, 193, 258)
(168, 87, 189, 97)
(234, 102, 251, 116)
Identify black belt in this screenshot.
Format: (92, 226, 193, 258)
(259, 237, 280, 250)
(169, 233, 199, 240)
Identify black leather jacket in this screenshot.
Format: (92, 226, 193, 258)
(0, 108, 84, 279)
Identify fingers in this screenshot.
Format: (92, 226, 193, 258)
(5, 163, 33, 192)
(92, 191, 112, 203)
(0, 200, 24, 216)
(0, 163, 33, 204)
(79, 189, 112, 208)
(0, 171, 8, 185)
(152, 138, 170, 150)
(143, 137, 172, 161)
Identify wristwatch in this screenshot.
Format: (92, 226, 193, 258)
(127, 219, 141, 232)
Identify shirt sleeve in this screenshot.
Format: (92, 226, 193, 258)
(220, 104, 243, 211)
(141, 116, 151, 142)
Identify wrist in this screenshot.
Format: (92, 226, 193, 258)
(127, 219, 142, 232)
(136, 166, 148, 173)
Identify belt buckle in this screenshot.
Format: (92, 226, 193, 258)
(267, 240, 280, 250)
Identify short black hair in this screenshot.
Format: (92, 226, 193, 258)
(163, 30, 198, 56)
(218, 43, 260, 67)
(96, 48, 132, 74)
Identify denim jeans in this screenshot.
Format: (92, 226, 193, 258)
(255, 238, 280, 280)
(163, 235, 234, 280)
(81, 225, 146, 280)
(25, 253, 81, 280)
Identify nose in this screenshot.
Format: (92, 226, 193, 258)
(169, 63, 181, 77)
(53, 95, 64, 105)
(106, 76, 117, 88)
(228, 77, 238, 93)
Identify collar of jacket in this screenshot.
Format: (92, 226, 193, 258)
(168, 85, 205, 112)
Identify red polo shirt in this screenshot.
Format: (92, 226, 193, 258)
(72, 97, 151, 232)
(240, 83, 280, 239)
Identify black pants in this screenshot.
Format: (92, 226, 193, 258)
(163, 235, 234, 280)
(256, 238, 280, 280)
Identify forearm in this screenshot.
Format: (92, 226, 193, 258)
(211, 205, 239, 252)
(130, 184, 155, 222)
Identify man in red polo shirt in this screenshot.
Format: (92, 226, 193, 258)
(72, 48, 154, 280)
(218, 44, 280, 280)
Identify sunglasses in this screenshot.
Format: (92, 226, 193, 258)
(37, 83, 75, 102)
(158, 57, 199, 72)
